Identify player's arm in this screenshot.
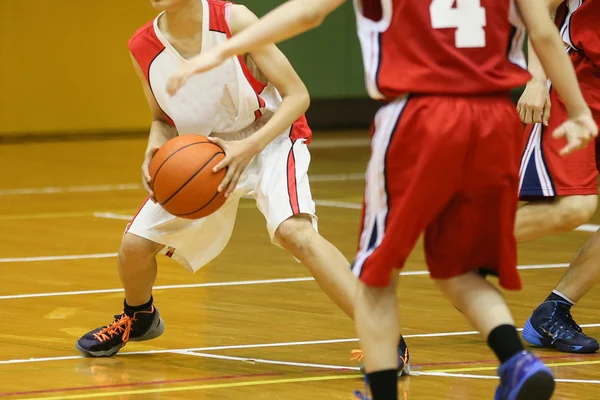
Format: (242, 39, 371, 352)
(166, 0, 346, 95)
(207, 5, 311, 197)
(517, 0, 598, 155)
(130, 53, 178, 199)
(517, 0, 562, 125)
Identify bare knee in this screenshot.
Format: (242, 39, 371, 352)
(118, 233, 163, 267)
(275, 214, 317, 256)
(554, 195, 597, 231)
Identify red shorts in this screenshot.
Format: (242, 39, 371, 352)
(351, 95, 523, 290)
(519, 52, 600, 198)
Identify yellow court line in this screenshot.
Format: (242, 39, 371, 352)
(429, 359, 600, 374)
(27, 358, 600, 399)
(26, 374, 361, 400)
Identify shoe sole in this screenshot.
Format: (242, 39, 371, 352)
(522, 319, 599, 354)
(514, 370, 555, 400)
(76, 316, 165, 358)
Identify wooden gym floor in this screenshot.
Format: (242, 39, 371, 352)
(0, 131, 599, 399)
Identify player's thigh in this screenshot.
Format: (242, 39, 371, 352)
(521, 88, 597, 198)
(253, 133, 317, 245)
(425, 101, 522, 290)
(126, 195, 241, 272)
(353, 96, 476, 287)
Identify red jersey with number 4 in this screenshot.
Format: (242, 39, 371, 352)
(557, 0, 600, 67)
(353, 0, 530, 100)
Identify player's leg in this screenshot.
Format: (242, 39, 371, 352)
(426, 96, 554, 399)
(275, 214, 356, 318)
(352, 96, 478, 399)
(522, 225, 600, 353)
(257, 125, 410, 374)
(76, 196, 241, 357)
(514, 195, 597, 242)
(516, 87, 598, 243)
(518, 87, 600, 352)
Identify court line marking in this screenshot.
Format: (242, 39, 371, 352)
(175, 354, 600, 386)
(22, 358, 600, 399)
(21, 374, 361, 400)
(173, 350, 359, 371)
(0, 263, 570, 299)
(2, 323, 599, 366)
(0, 173, 365, 197)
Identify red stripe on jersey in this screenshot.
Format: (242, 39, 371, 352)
(125, 197, 150, 233)
(208, 0, 231, 33)
(290, 115, 312, 145)
(286, 139, 301, 215)
(128, 21, 175, 127)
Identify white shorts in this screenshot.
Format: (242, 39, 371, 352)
(126, 132, 317, 272)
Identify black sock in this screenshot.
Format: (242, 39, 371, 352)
(124, 296, 153, 316)
(545, 290, 575, 307)
(487, 324, 524, 364)
(366, 369, 397, 400)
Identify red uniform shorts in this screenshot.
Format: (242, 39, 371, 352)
(351, 94, 523, 290)
(519, 52, 600, 198)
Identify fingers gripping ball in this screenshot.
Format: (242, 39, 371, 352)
(149, 135, 227, 219)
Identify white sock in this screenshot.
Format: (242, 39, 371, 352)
(552, 289, 575, 306)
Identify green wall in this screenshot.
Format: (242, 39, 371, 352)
(239, 1, 368, 99)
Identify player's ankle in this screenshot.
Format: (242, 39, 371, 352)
(124, 296, 154, 316)
(366, 369, 398, 400)
(487, 324, 524, 364)
(545, 290, 575, 307)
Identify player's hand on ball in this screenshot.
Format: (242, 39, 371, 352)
(141, 146, 160, 202)
(166, 50, 227, 97)
(208, 137, 259, 198)
(552, 113, 598, 156)
(517, 79, 551, 126)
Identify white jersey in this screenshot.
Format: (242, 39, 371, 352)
(128, 0, 311, 141)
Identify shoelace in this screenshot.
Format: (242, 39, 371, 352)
(350, 348, 409, 366)
(93, 312, 134, 343)
(562, 307, 583, 333)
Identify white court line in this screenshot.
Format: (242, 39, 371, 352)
(575, 224, 600, 232)
(2, 324, 599, 366)
(0, 253, 118, 263)
(0, 277, 315, 300)
(0, 264, 570, 300)
(93, 212, 132, 221)
(172, 350, 359, 371)
(0, 173, 365, 197)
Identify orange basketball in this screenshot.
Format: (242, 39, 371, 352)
(149, 135, 227, 219)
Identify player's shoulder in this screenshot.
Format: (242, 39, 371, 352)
(128, 19, 159, 54)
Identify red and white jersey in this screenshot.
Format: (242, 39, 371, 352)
(557, 0, 600, 66)
(129, 0, 311, 142)
(353, 0, 530, 100)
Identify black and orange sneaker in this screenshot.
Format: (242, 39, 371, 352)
(351, 335, 411, 377)
(76, 306, 164, 357)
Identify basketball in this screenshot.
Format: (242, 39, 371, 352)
(149, 134, 227, 219)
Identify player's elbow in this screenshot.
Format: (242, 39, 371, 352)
(301, 7, 327, 29)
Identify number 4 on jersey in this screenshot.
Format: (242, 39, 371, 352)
(430, 0, 487, 48)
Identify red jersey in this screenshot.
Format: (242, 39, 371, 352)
(354, 0, 530, 100)
(557, 0, 600, 67)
